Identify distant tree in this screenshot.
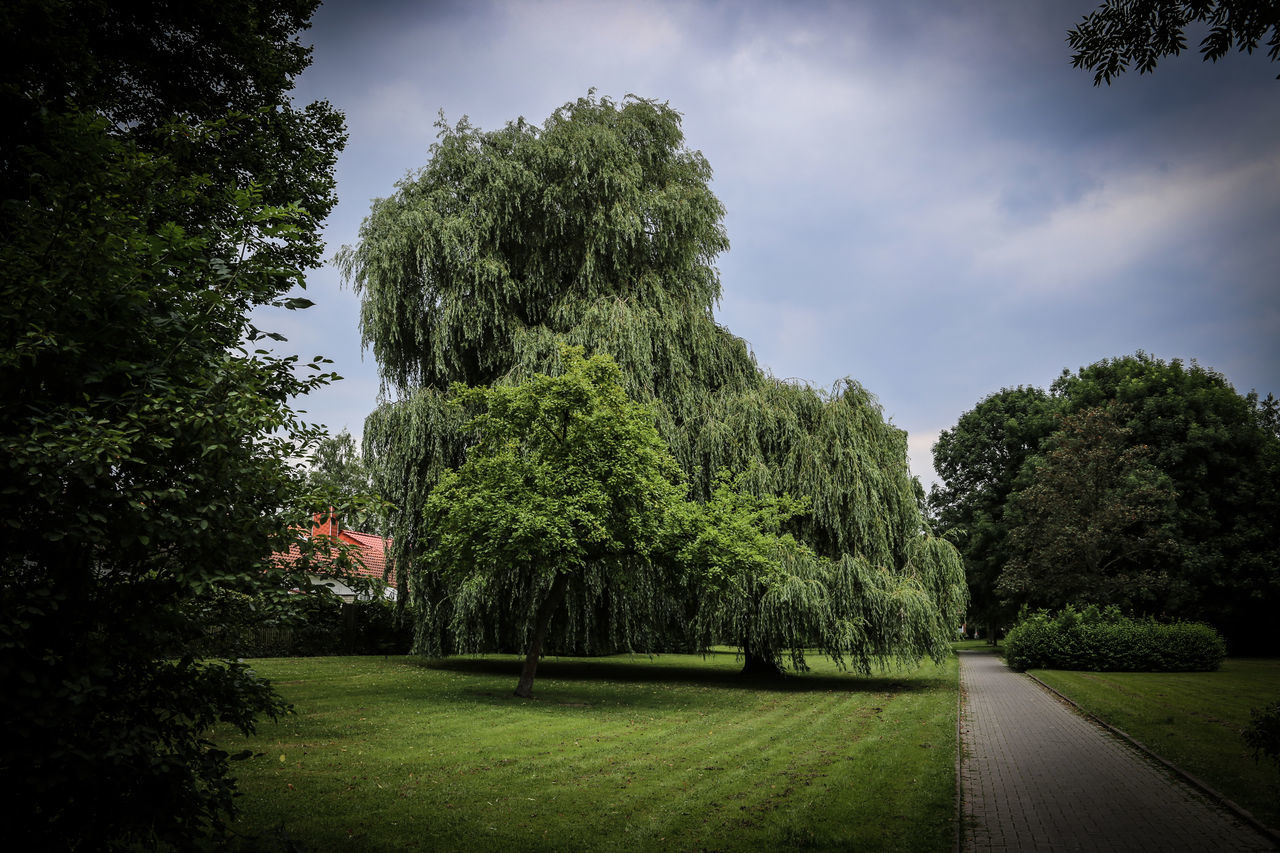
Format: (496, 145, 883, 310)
(1068, 0, 1280, 84)
(998, 405, 1179, 611)
(1052, 354, 1280, 650)
(939, 354, 1279, 649)
(929, 387, 1057, 640)
(0, 1, 345, 847)
(423, 348, 686, 697)
(308, 428, 388, 536)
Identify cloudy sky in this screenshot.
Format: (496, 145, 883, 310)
(276, 0, 1280, 489)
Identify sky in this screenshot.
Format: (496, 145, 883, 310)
(274, 0, 1280, 490)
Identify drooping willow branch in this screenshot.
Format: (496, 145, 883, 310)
(342, 93, 966, 669)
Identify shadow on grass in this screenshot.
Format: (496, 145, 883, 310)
(409, 651, 950, 695)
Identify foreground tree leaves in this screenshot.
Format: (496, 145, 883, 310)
(0, 1, 345, 847)
(1068, 0, 1280, 84)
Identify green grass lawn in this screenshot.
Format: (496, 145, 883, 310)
(950, 640, 1002, 654)
(1030, 659, 1280, 830)
(215, 651, 957, 851)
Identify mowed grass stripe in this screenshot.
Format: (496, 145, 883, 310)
(219, 653, 957, 851)
(602, 690, 853, 844)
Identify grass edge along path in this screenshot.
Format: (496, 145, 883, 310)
(1029, 660, 1280, 834)
(216, 651, 958, 851)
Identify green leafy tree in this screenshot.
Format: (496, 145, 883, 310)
(998, 405, 1179, 611)
(424, 348, 686, 697)
(1052, 353, 1280, 650)
(308, 428, 388, 536)
(343, 94, 963, 667)
(679, 475, 823, 676)
(1068, 0, 1280, 84)
(938, 353, 1279, 650)
(929, 387, 1057, 640)
(0, 1, 345, 847)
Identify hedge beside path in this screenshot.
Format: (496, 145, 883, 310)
(1004, 606, 1225, 672)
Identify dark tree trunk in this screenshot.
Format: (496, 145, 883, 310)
(514, 572, 570, 698)
(740, 646, 785, 678)
(341, 602, 357, 653)
(393, 548, 408, 623)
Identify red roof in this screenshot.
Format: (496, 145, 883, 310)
(339, 529, 394, 585)
(273, 513, 396, 588)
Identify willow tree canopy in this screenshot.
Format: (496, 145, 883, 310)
(340, 93, 964, 668)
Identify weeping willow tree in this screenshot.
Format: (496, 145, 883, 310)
(339, 92, 965, 674)
(683, 474, 965, 676)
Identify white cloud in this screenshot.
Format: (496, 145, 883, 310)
(355, 79, 442, 142)
(971, 156, 1280, 295)
(497, 0, 688, 61)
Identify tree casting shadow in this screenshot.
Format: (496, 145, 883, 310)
(411, 652, 949, 695)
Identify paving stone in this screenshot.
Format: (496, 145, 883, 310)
(958, 650, 1276, 852)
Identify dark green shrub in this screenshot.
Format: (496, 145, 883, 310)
(1243, 700, 1280, 771)
(283, 595, 413, 656)
(187, 591, 413, 658)
(351, 598, 416, 654)
(1004, 605, 1225, 671)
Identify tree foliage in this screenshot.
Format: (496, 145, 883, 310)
(1051, 354, 1280, 648)
(679, 475, 825, 676)
(424, 348, 686, 696)
(307, 428, 387, 536)
(999, 405, 1178, 611)
(934, 352, 1280, 651)
(929, 386, 1056, 639)
(343, 94, 965, 671)
(0, 1, 345, 847)
(1069, 0, 1280, 84)
(685, 476, 965, 676)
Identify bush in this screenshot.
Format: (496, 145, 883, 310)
(1243, 700, 1280, 771)
(1003, 605, 1225, 672)
(187, 592, 413, 658)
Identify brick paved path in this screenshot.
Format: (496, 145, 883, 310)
(958, 650, 1276, 852)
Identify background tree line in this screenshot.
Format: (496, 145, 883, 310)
(930, 352, 1280, 653)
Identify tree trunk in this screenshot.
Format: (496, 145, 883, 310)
(740, 646, 785, 678)
(341, 602, 357, 653)
(393, 550, 408, 623)
(514, 572, 570, 698)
